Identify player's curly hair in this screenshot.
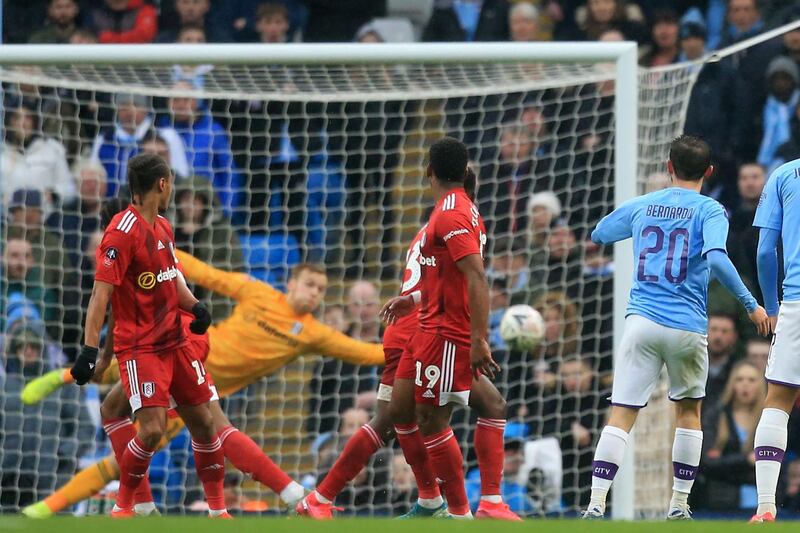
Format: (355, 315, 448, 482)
(429, 136, 468, 183)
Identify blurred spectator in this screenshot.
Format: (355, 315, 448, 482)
(423, 0, 510, 42)
(0, 237, 56, 332)
(699, 361, 764, 511)
(256, 3, 290, 43)
(644, 171, 671, 193)
(745, 337, 770, 375)
(176, 23, 206, 43)
(681, 20, 744, 190)
(509, 2, 543, 42)
(542, 223, 583, 300)
(779, 458, 800, 511)
(0, 315, 92, 510)
(304, 0, 385, 42)
(69, 28, 98, 44)
(706, 313, 740, 409)
(162, 81, 244, 218)
(727, 163, 766, 290)
(84, 0, 158, 44)
(640, 9, 681, 67)
(390, 452, 415, 514)
(466, 438, 536, 515)
(157, 0, 231, 43)
(173, 176, 245, 321)
(532, 291, 580, 367)
(758, 57, 800, 172)
(3, 0, 51, 44)
(346, 281, 381, 341)
(488, 275, 511, 350)
(208, 0, 306, 43)
(49, 159, 108, 269)
(775, 101, 800, 166)
(487, 237, 531, 304)
(90, 93, 189, 197)
(322, 304, 347, 333)
(1, 105, 76, 212)
(571, 0, 646, 42)
(29, 0, 81, 44)
(527, 191, 561, 248)
(722, 0, 765, 46)
(781, 17, 800, 67)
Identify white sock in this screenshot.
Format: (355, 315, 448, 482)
(279, 481, 304, 504)
(671, 427, 703, 499)
(314, 490, 331, 504)
(449, 510, 473, 519)
(589, 425, 629, 513)
(133, 502, 157, 515)
(755, 408, 789, 516)
(480, 495, 502, 504)
(418, 496, 444, 509)
(209, 508, 228, 517)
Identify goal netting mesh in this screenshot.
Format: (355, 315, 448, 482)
(0, 52, 693, 517)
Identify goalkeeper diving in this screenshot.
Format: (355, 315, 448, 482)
(21, 250, 384, 518)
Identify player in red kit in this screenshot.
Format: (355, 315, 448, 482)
(389, 137, 499, 520)
(69, 153, 229, 518)
(297, 168, 517, 519)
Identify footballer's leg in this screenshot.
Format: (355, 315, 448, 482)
(100, 382, 158, 516)
(211, 401, 305, 505)
(667, 398, 702, 520)
(469, 376, 520, 520)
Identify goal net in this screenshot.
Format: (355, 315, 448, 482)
(0, 42, 687, 517)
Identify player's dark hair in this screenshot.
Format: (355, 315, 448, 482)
(100, 198, 128, 228)
(669, 134, 711, 181)
(291, 263, 326, 279)
(464, 166, 477, 201)
(429, 136, 469, 184)
(127, 153, 171, 200)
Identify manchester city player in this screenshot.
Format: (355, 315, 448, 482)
(581, 135, 769, 520)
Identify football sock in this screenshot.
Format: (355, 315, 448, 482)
(42, 456, 118, 512)
(217, 425, 300, 502)
(192, 438, 227, 512)
(317, 424, 384, 502)
(116, 437, 154, 510)
(103, 418, 153, 505)
(589, 425, 629, 513)
(671, 428, 702, 507)
(755, 407, 789, 516)
(475, 418, 506, 499)
(424, 427, 470, 516)
(394, 423, 442, 505)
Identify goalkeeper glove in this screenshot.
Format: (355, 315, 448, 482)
(190, 302, 212, 334)
(71, 345, 98, 385)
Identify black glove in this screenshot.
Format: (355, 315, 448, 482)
(189, 302, 212, 335)
(71, 345, 98, 385)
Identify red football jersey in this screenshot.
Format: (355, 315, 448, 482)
(383, 225, 426, 350)
(417, 188, 487, 346)
(95, 205, 185, 358)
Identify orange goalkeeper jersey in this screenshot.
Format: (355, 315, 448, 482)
(175, 250, 384, 397)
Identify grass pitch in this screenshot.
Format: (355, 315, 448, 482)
(0, 516, 793, 533)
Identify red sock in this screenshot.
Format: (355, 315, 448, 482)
(116, 436, 154, 510)
(424, 427, 469, 515)
(103, 418, 153, 505)
(218, 426, 292, 494)
(475, 418, 506, 496)
(192, 438, 226, 511)
(317, 424, 384, 501)
(395, 423, 440, 499)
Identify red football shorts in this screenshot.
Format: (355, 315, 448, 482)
(118, 335, 216, 412)
(377, 347, 403, 402)
(395, 330, 472, 407)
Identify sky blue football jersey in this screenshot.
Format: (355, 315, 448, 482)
(753, 159, 800, 302)
(592, 187, 729, 334)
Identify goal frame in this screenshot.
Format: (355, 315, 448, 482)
(0, 41, 639, 518)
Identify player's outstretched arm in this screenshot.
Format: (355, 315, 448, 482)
(72, 281, 114, 385)
(310, 321, 386, 366)
(591, 201, 634, 245)
(756, 227, 781, 320)
(707, 249, 769, 336)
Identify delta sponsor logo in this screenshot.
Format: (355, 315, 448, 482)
(137, 266, 179, 290)
(443, 228, 469, 242)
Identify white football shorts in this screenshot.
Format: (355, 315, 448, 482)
(766, 301, 800, 387)
(611, 314, 708, 408)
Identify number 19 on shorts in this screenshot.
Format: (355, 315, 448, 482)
(415, 361, 441, 389)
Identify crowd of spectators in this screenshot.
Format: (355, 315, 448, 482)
(1, 0, 800, 518)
